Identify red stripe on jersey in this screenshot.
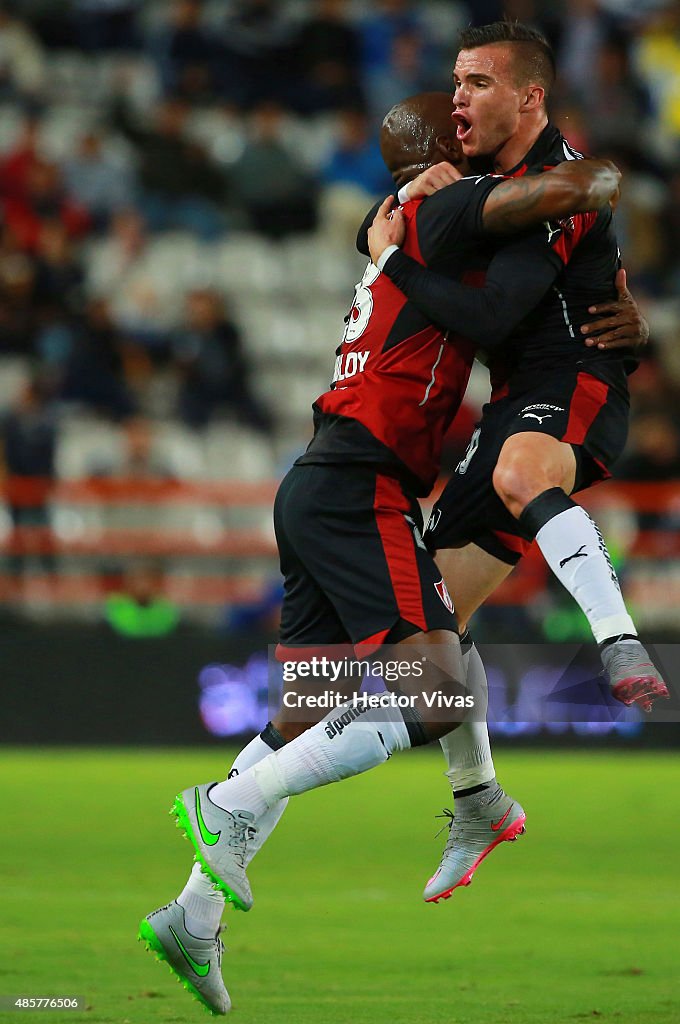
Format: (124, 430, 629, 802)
(494, 530, 531, 558)
(355, 628, 391, 657)
(275, 643, 351, 662)
(563, 371, 609, 445)
(373, 474, 426, 631)
(590, 454, 611, 481)
(552, 211, 598, 264)
(403, 201, 424, 262)
(490, 382, 510, 402)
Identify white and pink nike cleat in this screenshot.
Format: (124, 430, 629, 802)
(424, 795, 526, 903)
(602, 640, 669, 714)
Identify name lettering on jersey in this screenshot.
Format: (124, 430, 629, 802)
(520, 403, 564, 424)
(333, 350, 369, 383)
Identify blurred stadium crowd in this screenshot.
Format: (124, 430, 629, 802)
(0, 0, 679, 626)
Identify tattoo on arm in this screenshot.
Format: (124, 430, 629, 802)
(482, 176, 554, 234)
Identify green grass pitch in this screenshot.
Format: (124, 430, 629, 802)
(2, 747, 678, 1024)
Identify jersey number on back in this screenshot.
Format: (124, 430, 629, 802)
(342, 262, 380, 344)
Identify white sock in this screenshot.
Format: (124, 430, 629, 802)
(535, 506, 636, 644)
(230, 733, 278, 775)
(177, 863, 225, 939)
(176, 728, 288, 931)
(210, 698, 412, 814)
(230, 733, 289, 861)
(440, 642, 495, 791)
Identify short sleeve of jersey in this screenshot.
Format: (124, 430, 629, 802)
(415, 174, 505, 264)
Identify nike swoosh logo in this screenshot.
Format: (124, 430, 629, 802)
(169, 925, 210, 978)
(490, 806, 513, 832)
(195, 787, 221, 847)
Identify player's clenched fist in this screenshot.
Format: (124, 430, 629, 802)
(405, 161, 461, 199)
(368, 195, 406, 266)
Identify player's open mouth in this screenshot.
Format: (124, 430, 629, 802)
(453, 113, 472, 142)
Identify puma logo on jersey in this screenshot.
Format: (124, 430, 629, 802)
(520, 404, 563, 425)
(544, 220, 562, 244)
(522, 412, 552, 423)
(333, 350, 369, 383)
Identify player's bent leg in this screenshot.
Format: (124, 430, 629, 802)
(492, 431, 576, 519)
(493, 433, 669, 711)
(172, 782, 258, 911)
(170, 722, 297, 914)
(393, 628, 468, 742)
(172, 629, 467, 903)
(138, 901, 231, 1015)
(423, 638, 525, 903)
(439, 636, 496, 792)
(168, 721, 294, 945)
(436, 543, 513, 630)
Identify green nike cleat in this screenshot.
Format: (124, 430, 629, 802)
(138, 901, 230, 1015)
(172, 783, 257, 911)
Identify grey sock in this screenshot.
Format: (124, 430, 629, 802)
(454, 779, 504, 817)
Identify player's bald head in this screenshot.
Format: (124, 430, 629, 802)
(380, 92, 465, 188)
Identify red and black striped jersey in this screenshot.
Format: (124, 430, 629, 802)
(375, 124, 629, 404)
(296, 174, 503, 495)
(484, 124, 625, 399)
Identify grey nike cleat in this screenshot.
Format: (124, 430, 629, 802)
(424, 794, 526, 903)
(138, 901, 230, 1015)
(172, 784, 257, 911)
(601, 639, 669, 713)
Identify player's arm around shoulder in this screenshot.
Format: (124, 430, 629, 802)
(367, 196, 406, 269)
(357, 198, 386, 256)
(400, 161, 462, 199)
(482, 159, 621, 235)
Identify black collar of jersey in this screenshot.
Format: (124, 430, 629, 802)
(503, 122, 564, 177)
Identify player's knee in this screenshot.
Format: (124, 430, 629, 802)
(492, 455, 531, 514)
(492, 448, 555, 518)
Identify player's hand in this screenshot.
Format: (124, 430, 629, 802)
(405, 162, 461, 200)
(368, 195, 406, 265)
(580, 269, 650, 352)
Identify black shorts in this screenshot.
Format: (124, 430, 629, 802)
(274, 463, 458, 655)
(425, 370, 629, 565)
